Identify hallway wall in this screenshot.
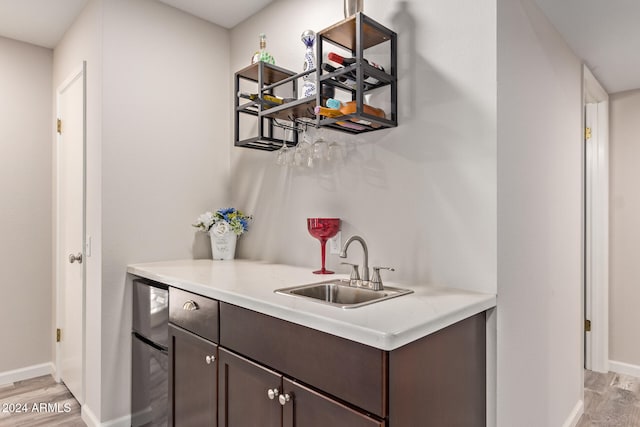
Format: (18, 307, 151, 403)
(609, 88, 640, 374)
(0, 36, 53, 379)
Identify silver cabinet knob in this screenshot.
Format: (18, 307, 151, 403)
(182, 300, 199, 311)
(69, 253, 83, 264)
(278, 393, 291, 406)
(205, 355, 215, 365)
(267, 388, 279, 400)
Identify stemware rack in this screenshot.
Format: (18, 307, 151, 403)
(234, 12, 397, 151)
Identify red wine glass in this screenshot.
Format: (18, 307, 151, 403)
(307, 218, 341, 274)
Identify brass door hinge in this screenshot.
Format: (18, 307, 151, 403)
(585, 319, 591, 332)
(56, 328, 61, 342)
(585, 127, 592, 140)
(57, 118, 62, 134)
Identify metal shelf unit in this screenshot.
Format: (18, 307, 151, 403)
(234, 62, 304, 151)
(315, 12, 397, 134)
(233, 13, 397, 150)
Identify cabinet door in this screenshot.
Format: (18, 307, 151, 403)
(218, 348, 281, 427)
(282, 378, 385, 427)
(169, 324, 217, 427)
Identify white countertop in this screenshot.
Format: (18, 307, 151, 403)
(127, 259, 496, 351)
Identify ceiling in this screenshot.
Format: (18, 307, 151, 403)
(0, 0, 273, 48)
(534, 0, 640, 94)
(0, 0, 637, 94)
(157, 0, 273, 29)
(0, 0, 89, 48)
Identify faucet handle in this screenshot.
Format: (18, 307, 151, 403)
(341, 262, 360, 285)
(370, 266, 395, 291)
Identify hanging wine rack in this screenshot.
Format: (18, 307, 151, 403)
(234, 13, 397, 151)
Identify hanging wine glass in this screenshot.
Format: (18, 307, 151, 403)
(310, 127, 328, 168)
(307, 218, 341, 274)
(276, 128, 291, 166)
(294, 128, 313, 167)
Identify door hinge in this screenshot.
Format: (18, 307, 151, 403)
(56, 328, 61, 342)
(57, 118, 62, 135)
(585, 319, 591, 332)
(585, 127, 592, 140)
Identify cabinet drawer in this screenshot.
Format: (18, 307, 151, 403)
(169, 288, 219, 343)
(219, 302, 387, 418)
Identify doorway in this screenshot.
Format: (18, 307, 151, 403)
(583, 65, 609, 373)
(55, 63, 86, 404)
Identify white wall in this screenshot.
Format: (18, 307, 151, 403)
(497, 0, 583, 425)
(229, 0, 497, 295)
(0, 36, 53, 375)
(100, 0, 230, 421)
(609, 89, 640, 371)
(54, 0, 231, 421)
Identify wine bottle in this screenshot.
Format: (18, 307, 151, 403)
(251, 33, 275, 65)
(327, 52, 385, 72)
(326, 52, 384, 85)
(314, 100, 385, 129)
(313, 106, 367, 131)
(237, 92, 292, 107)
(301, 30, 317, 97)
(321, 63, 357, 88)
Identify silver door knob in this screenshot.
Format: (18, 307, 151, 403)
(69, 253, 83, 264)
(267, 388, 279, 400)
(205, 355, 215, 365)
(278, 393, 291, 406)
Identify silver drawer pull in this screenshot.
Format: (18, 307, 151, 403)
(182, 300, 199, 311)
(267, 388, 279, 400)
(278, 393, 291, 406)
(205, 355, 215, 365)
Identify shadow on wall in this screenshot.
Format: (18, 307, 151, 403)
(384, 1, 494, 163)
(231, 0, 496, 291)
(391, 1, 417, 124)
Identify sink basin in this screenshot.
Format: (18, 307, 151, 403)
(275, 279, 413, 309)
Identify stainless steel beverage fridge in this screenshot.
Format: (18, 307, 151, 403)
(132, 279, 169, 426)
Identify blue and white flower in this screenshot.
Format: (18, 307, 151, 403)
(192, 207, 253, 236)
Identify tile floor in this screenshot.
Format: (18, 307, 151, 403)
(0, 375, 83, 426)
(577, 370, 640, 426)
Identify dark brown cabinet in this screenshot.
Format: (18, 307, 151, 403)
(168, 287, 220, 427)
(162, 285, 486, 427)
(218, 348, 384, 427)
(282, 378, 385, 427)
(218, 348, 281, 427)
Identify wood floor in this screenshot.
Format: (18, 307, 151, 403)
(1, 370, 639, 426)
(577, 370, 640, 427)
(0, 375, 83, 426)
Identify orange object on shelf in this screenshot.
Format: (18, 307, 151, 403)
(315, 101, 386, 130)
(314, 106, 366, 131)
(339, 101, 385, 120)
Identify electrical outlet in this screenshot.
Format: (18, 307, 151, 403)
(329, 231, 342, 254)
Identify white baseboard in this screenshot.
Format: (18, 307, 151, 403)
(81, 405, 100, 427)
(0, 362, 54, 386)
(561, 400, 584, 427)
(609, 360, 640, 378)
(82, 405, 131, 427)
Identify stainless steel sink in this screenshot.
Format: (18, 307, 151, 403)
(275, 279, 413, 309)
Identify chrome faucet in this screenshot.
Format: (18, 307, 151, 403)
(339, 235, 369, 283)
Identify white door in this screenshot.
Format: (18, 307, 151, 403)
(56, 64, 85, 404)
(584, 99, 609, 373)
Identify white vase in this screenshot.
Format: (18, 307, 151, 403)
(209, 230, 237, 260)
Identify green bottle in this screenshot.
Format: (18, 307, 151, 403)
(251, 33, 275, 65)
